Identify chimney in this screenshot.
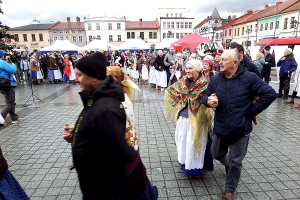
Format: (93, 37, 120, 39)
(139, 18, 142, 22)
(276, 1, 283, 6)
(232, 15, 236, 20)
(76, 16, 80, 22)
(265, 5, 269, 8)
(67, 17, 71, 22)
(247, 10, 253, 15)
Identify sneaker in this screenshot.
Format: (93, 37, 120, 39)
(222, 190, 234, 200)
(295, 103, 300, 108)
(276, 94, 283, 98)
(12, 118, 21, 124)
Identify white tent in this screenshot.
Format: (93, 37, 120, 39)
(118, 39, 150, 50)
(81, 40, 119, 51)
(155, 38, 178, 49)
(40, 40, 81, 51)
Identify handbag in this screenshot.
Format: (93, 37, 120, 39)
(0, 78, 11, 91)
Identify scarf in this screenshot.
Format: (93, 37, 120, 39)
(164, 75, 213, 157)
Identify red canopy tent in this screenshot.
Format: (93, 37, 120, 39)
(257, 38, 300, 45)
(171, 33, 211, 52)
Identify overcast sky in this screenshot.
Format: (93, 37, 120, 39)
(1, 0, 281, 28)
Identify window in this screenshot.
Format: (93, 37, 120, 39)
(72, 30, 76, 33)
(140, 32, 144, 39)
(284, 18, 288, 29)
(23, 34, 27, 42)
(109, 35, 113, 41)
(180, 33, 184, 38)
(65, 30, 69, 33)
(255, 24, 258, 32)
(53, 30, 57, 33)
(234, 28, 236, 36)
(260, 24, 263, 31)
(224, 30, 227, 37)
(163, 33, 166, 39)
(118, 35, 121, 41)
(78, 36, 83, 42)
(250, 25, 252, 32)
(166, 13, 169, 17)
(229, 29, 232, 36)
(242, 27, 244, 35)
(237, 28, 240, 36)
(276, 21, 279, 29)
(171, 13, 173, 17)
(117, 23, 121, 29)
(31, 34, 36, 41)
(60, 36, 64, 40)
(96, 23, 100, 30)
(149, 32, 157, 39)
(59, 31, 63, 34)
(66, 36, 68, 40)
(97, 35, 101, 40)
(265, 23, 268, 30)
(176, 22, 180, 28)
(176, 33, 179, 39)
(153, 32, 157, 39)
(131, 32, 135, 39)
(14, 34, 19, 42)
(78, 31, 81, 33)
(163, 22, 166, 29)
(88, 23, 92, 30)
(185, 22, 188, 28)
(72, 36, 77, 42)
(270, 22, 274, 30)
(175, 13, 178, 17)
(180, 22, 184, 28)
(108, 23, 112, 30)
(53, 36, 58, 41)
(127, 32, 130, 39)
(189, 22, 192, 28)
(167, 22, 170, 29)
(180, 13, 182, 17)
(149, 32, 153, 39)
(171, 22, 174, 29)
(291, 17, 295, 28)
(89, 35, 92, 42)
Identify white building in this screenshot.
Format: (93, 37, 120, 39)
(84, 15, 126, 44)
(158, 8, 194, 40)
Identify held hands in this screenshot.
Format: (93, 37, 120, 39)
(62, 123, 74, 143)
(281, 57, 286, 61)
(208, 93, 218, 108)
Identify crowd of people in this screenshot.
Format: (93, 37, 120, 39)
(0, 40, 299, 199)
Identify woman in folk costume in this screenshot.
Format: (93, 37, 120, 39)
(164, 59, 214, 178)
(48, 54, 62, 84)
(147, 53, 157, 86)
(106, 66, 158, 200)
(29, 52, 44, 85)
(139, 52, 148, 85)
(63, 54, 75, 83)
(153, 50, 167, 92)
(131, 52, 140, 83)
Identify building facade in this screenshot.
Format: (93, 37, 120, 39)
(158, 8, 194, 40)
(48, 16, 86, 47)
(84, 15, 126, 45)
(126, 18, 160, 44)
(8, 20, 52, 50)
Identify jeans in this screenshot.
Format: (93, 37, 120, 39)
(1, 87, 18, 121)
(211, 134, 250, 193)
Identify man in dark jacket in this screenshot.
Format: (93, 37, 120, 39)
(202, 49, 276, 200)
(261, 45, 275, 84)
(233, 44, 262, 78)
(62, 52, 136, 200)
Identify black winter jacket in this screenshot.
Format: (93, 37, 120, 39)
(71, 76, 136, 199)
(202, 66, 276, 139)
(261, 53, 275, 74)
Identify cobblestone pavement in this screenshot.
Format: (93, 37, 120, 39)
(0, 80, 300, 200)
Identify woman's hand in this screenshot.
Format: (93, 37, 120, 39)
(62, 123, 74, 142)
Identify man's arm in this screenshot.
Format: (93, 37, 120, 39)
(164, 54, 170, 67)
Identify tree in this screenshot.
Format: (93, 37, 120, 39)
(0, 1, 15, 51)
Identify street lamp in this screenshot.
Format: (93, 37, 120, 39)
(245, 29, 252, 49)
(291, 20, 300, 37)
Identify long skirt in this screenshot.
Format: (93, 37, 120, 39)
(155, 70, 167, 88)
(0, 170, 30, 199)
(30, 70, 43, 80)
(132, 68, 140, 80)
(141, 64, 149, 80)
(69, 67, 75, 81)
(48, 70, 62, 81)
(148, 66, 156, 84)
(175, 116, 214, 177)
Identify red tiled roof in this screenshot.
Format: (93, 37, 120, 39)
(49, 21, 84, 29)
(260, 0, 298, 18)
(233, 6, 275, 25)
(194, 18, 209, 29)
(220, 12, 252, 29)
(126, 18, 160, 30)
(281, 0, 300, 13)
